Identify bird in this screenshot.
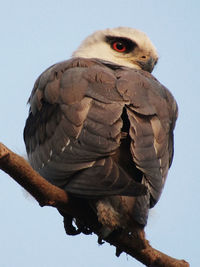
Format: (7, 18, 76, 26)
(24, 27, 178, 237)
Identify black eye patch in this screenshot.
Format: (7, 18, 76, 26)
(105, 36, 138, 53)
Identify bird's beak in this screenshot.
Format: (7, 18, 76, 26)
(135, 57, 156, 73)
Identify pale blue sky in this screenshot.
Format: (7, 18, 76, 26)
(0, 1, 199, 266)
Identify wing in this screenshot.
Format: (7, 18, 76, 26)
(24, 58, 147, 198)
(115, 68, 178, 224)
(24, 57, 177, 225)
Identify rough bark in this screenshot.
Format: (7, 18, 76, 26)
(0, 142, 189, 267)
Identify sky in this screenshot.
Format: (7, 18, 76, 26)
(0, 1, 199, 266)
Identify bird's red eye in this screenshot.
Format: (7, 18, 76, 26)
(112, 41, 127, 52)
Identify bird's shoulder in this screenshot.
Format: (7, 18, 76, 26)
(24, 58, 125, 170)
(28, 57, 123, 113)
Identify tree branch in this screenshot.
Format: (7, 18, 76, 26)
(0, 142, 189, 267)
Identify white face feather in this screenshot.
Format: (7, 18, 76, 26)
(72, 27, 158, 72)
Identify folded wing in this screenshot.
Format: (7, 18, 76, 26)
(24, 58, 177, 224)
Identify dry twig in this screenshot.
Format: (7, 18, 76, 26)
(0, 142, 189, 267)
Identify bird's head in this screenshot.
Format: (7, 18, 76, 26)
(72, 27, 158, 73)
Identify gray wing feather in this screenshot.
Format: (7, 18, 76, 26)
(24, 58, 147, 198)
(115, 68, 178, 224)
(24, 58, 177, 224)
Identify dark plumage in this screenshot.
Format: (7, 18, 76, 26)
(24, 57, 177, 226)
